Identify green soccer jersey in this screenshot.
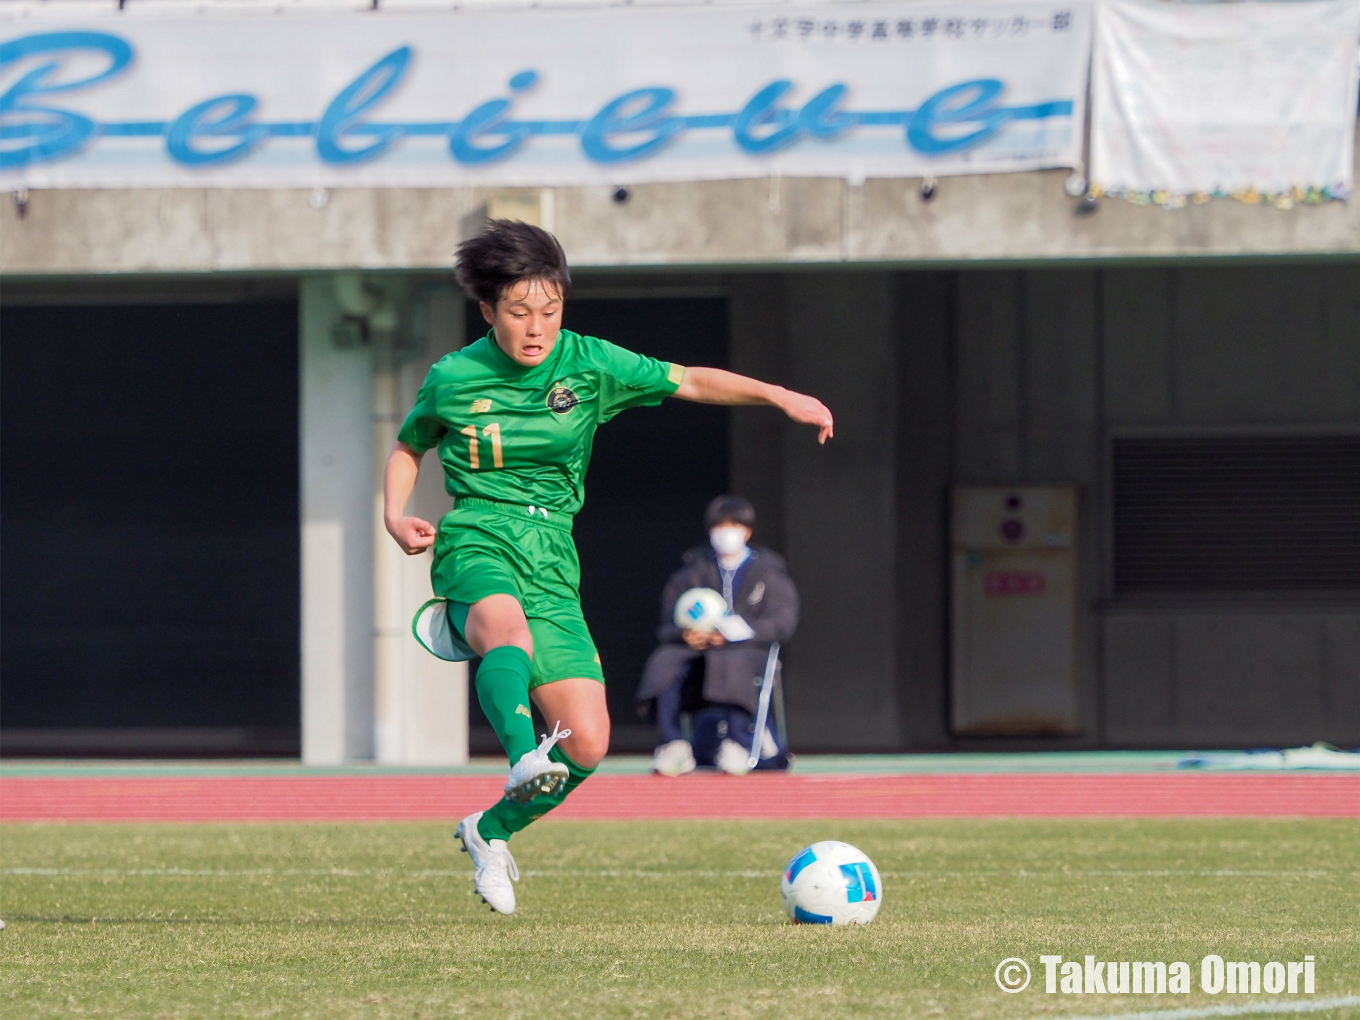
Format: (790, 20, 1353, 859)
(398, 328, 685, 516)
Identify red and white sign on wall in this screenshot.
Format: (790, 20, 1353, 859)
(984, 571, 1046, 596)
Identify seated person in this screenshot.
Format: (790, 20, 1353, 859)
(637, 495, 799, 775)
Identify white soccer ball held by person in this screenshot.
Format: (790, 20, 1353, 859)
(673, 587, 728, 634)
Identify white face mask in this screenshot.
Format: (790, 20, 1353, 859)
(709, 526, 749, 558)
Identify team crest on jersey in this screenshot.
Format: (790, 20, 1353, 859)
(546, 384, 580, 413)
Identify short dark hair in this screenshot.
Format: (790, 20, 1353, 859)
(455, 219, 571, 306)
(705, 494, 756, 530)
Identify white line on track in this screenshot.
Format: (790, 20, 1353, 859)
(1031, 994, 1360, 1020)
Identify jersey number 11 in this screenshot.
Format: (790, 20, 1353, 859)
(459, 422, 503, 470)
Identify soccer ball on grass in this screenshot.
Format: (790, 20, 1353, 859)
(781, 841, 882, 925)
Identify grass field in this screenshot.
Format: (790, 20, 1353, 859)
(1, 819, 1357, 1020)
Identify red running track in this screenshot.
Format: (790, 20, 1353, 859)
(1, 773, 1357, 822)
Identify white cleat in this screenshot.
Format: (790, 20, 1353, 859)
(653, 739, 697, 777)
(504, 721, 572, 804)
(456, 811, 519, 915)
(715, 737, 753, 776)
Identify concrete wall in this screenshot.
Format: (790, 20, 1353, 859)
(894, 272, 956, 747)
(730, 270, 949, 750)
(300, 275, 471, 764)
(299, 277, 376, 763)
(731, 262, 1360, 751)
(779, 274, 903, 749)
(371, 285, 472, 766)
(1099, 264, 1360, 748)
(5, 130, 1359, 276)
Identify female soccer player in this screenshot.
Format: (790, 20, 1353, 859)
(383, 220, 833, 914)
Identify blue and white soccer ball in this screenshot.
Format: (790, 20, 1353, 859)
(673, 587, 727, 633)
(781, 841, 882, 925)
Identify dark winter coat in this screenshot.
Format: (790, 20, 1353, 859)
(636, 544, 799, 715)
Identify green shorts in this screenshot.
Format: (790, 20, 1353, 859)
(423, 498, 604, 688)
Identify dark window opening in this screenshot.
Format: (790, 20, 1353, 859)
(1, 301, 300, 756)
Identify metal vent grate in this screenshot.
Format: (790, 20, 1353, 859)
(1112, 435, 1360, 593)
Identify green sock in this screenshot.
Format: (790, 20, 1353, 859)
(477, 745, 595, 843)
(475, 645, 537, 765)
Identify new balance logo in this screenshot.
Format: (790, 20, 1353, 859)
(515, 705, 532, 719)
(470, 399, 492, 413)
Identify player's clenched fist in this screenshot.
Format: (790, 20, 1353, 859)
(386, 514, 436, 555)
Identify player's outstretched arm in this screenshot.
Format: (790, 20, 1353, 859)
(673, 367, 834, 444)
(383, 442, 437, 555)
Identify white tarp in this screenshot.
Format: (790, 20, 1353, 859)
(1091, 0, 1360, 198)
(0, 4, 1090, 189)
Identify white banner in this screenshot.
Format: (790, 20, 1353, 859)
(1091, 0, 1360, 198)
(0, 4, 1090, 189)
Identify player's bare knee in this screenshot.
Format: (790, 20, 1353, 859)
(501, 624, 533, 657)
(566, 725, 610, 769)
(472, 628, 532, 658)
(466, 595, 533, 657)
